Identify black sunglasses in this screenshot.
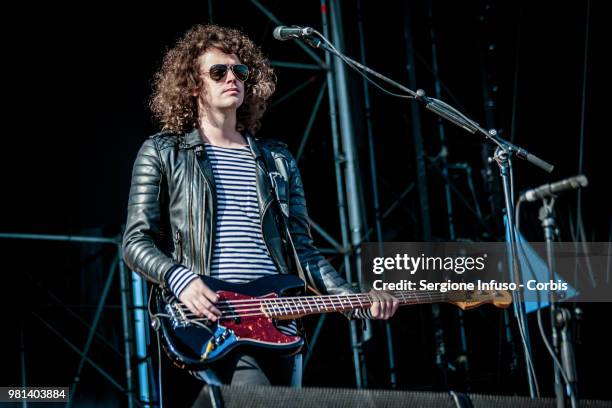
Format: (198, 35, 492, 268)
(206, 64, 250, 82)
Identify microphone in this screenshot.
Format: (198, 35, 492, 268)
(273, 25, 315, 41)
(519, 175, 588, 202)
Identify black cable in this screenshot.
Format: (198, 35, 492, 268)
(311, 29, 512, 160)
(536, 308, 577, 407)
(156, 330, 164, 408)
(509, 166, 540, 397)
(340, 55, 414, 99)
(312, 30, 415, 100)
(515, 198, 578, 405)
(148, 288, 164, 408)
(575, 0, 591, 242)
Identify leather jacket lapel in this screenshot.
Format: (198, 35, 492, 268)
(247, 135, 274, 214)
(248, 135, 291, 275)
(181, 128, 217, 277)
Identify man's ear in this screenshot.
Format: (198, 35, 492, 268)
(191, 82, 203, 97)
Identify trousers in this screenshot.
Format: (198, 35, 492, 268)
(193, 352, 302, 387)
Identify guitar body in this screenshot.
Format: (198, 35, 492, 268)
(155, 274, 306, 371)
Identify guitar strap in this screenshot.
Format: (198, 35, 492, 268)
(258, 146, 322, 297)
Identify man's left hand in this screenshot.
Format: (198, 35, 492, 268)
(369, 290, 399, 320)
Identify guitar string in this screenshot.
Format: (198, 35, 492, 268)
(176, 295, 453, 315)
(175, 299, 495, 317)
(172, 289, 481, 305)
(177, 294, 455, 313)
(177, 294, 455, 320)
(173, 291, 492, 313)
(180, 294, 456, 321)
(174, 290, 482, 308)
(180, 299, 448, 317)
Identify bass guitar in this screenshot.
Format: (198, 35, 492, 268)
(153, 274, 511, 370)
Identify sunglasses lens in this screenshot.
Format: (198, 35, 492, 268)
(209, 64, 229, 81)
(233, 65, 249, 82)
(208, 64, 249, 82)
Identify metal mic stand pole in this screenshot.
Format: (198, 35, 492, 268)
(540, 200, 565, 408)
(491, 144, 537, 398)
(557, 309, 579, 407)
(300, 32, 553, 397)
(539, 200, 579, 408)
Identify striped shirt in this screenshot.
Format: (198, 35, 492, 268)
(207, 144, 279, 282)
(166, 143, 371, 333)
(208, 144, 297, 334)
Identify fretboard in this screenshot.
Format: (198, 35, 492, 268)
(260, 291, 451, 319)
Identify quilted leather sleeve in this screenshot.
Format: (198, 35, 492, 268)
(122, 138, 179, 287)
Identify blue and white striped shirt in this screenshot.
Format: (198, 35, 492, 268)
(207, 144, 279, 282)
(166, 143, 371, 332)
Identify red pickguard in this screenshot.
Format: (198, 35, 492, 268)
(216, 291, 301, 345)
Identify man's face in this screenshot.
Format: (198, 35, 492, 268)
(196, 48, 246, 112)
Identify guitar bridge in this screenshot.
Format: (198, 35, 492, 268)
(165, 302, 189, 328)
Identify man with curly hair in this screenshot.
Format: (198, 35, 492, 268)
(123, 24, 398, 387)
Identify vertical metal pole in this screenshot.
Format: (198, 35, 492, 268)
(328, 0, 365, 251)
(132, 272, 151, 406)
(207, 0, 213, 23)
(403, 3, 450, 388)
(20, 320, 27, 408)
(426, 0, 469, 374)
(427, 0, 454, 241)
(574, 0, 591, 245)
(321, 0, 366, 388)
(479, 2, 520, 381)
(403, 5, 431, 241)
(496, 152, 537, 398)
(478, 1, 504, 226)
(329, 0, 370, 387)
(143, 279, 158, 407)
(356, 0, 396, 388)
(118, 248, 135, 408)
(540, 205, 565, 408)
(67, 257, 118, 408)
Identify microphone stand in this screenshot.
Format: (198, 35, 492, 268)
(301, 32, 555, 398)
(539, 200, 579, 408)
(557, 309, 578, 407)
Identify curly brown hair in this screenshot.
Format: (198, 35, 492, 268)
(150, 24, 276, 134)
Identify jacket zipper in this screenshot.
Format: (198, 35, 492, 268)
(203, 178, 212, 276)
(174, 229, 183, 263)
(188, 150, 196, 272)
(195, 146, 214, 275)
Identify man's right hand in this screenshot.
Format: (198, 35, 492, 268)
(178, 279, 222, 321)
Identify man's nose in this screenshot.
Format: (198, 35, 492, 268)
(225, 69, 238, 83)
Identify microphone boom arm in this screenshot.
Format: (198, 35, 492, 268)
(301, 31, 554, 173)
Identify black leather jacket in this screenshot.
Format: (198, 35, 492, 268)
(122, 128, 355, 297)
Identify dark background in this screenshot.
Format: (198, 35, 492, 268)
(2, 0, 610, 406)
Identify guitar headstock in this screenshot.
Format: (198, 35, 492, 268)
(447, 290, 512, 310)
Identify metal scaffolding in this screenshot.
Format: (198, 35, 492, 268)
(1, 232, 155, 407)
(234, 0, 377, 387)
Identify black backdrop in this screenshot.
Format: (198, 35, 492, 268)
(2, 1, 610, 406)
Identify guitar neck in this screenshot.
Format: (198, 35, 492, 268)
(262, 291, 449, 319)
